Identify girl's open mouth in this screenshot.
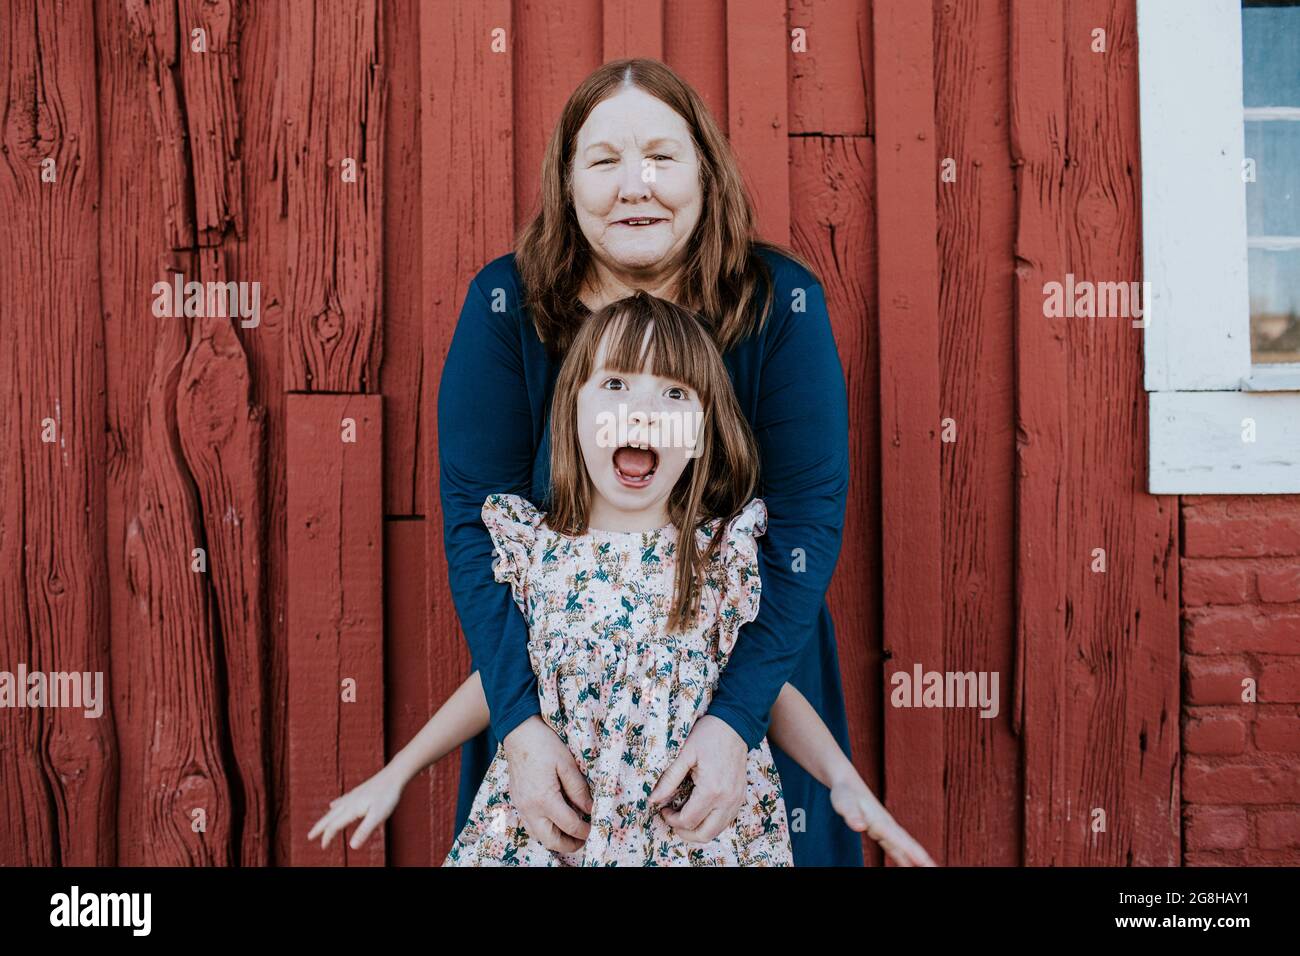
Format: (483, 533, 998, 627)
(612, 445, 658, 489)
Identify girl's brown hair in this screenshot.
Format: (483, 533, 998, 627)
(517, 57, 819, 357)
(546, 292, 759, 634)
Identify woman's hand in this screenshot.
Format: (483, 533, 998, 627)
(502, 716, 593, 853)
(649, 714, 748, 842)
(829, 772, 938, 866)
(308, 764, 406, 851)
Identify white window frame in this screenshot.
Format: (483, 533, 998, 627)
(1139, 0, 1300, 493)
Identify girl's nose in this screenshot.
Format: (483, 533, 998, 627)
(625, 408, 657, 445)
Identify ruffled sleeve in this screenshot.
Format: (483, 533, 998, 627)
(714, 497, 768, 659)
(481, 493, 545, 617)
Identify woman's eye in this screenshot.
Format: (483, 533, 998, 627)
(595, 158, 616, 166)
(651, 154, 672, 162)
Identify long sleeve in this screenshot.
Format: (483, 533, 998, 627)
(437, 277, 543, 745)
(707, 277, 850, 750)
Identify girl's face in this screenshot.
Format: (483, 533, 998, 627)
(570, 87, 703, 279)
(575, 325, 705, 532)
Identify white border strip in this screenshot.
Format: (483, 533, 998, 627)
(1150, 391, 1300, 493)
(1138, 0, 1253, 391)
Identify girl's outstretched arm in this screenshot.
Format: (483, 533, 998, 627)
(766, 682, 856, 789)
(388, 670, 491, 784)
(307, 671, 490, 850)
(767, 682, 937, 867)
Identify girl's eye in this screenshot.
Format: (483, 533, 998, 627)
(602, 377, 626, 390)
(665, 386, 689, 400)
(651, 154, 672, 162)
(594, 158, 616, 166)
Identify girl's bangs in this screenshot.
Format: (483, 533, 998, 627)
(593, 302, 714, 395)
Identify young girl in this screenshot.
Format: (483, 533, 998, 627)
(309, 292, 934, 867)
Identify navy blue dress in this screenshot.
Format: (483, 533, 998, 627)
(437, 246, 864, 866)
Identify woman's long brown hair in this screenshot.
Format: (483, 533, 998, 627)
(516, 57, 819, 357)
(546, 292, 760, 634)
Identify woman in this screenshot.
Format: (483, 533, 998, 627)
(438, 58, 862, 866)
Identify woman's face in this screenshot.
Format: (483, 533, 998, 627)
(570, 87, 703, 278)
(574, 324, 705, 531)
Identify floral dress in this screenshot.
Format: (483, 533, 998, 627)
(444, 493, 793, 867)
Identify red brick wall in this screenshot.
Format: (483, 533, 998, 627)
(1182, 495, 1300, 864)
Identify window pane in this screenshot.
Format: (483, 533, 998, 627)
(1243, 1, 1300, 364)
(1244, 121, 1300, 236)
(1248, 247, 1300, 363)
(1242, 1, 1300, 108)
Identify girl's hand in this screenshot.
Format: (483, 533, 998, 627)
(307, 764, 406, 851)
(829, 772, 938, 867)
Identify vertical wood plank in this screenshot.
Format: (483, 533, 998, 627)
(790, 134, 880, 865)
(0, 322, 50, 864)
(384, 519, 434, 864)
(513, 0, 601, 223)
(172, 0, 272, 867)
(1008, 0, 1071, 867)
(126, 289, 235, 866)
(382, 0, 425, 515)
(1058, 0, 1178, 865)
(280, 1, 387, 862)
(177, 247, 271, 867)
(1012, 0, 1179, 865)
(421, 0, 515, 859)
(282, 0, 385, 393)
(934, 0, 1021, 866)
(111, 0, 244, 868)
(229, 0, 293, 865)
(603, 0, 664, 60)
(371, 0, 425, 852)
(100, 0, 172, 870)
(788, 0, 872, 136)
(0, 271, 54, 863)
(287, 394, 385, 865)
(873, 0, 946, 863)
(0, 0, 117, 866)
(121, 0, 270, 867)
(664, 0, 727, 128)
(726, 0, 790, 243)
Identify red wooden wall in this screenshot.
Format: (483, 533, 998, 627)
(0, 0, 1186, 868)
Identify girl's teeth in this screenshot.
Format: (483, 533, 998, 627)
(614, 463, 656, 485)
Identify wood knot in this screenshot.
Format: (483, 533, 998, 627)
(6, 73, 62, 164)
(312, 309, 343, 343)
